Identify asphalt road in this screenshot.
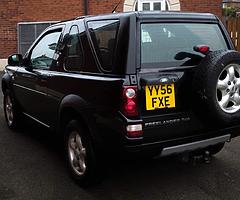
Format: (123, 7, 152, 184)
(1, 75, 240, 200)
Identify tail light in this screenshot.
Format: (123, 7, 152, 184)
(121, 86, 138, 117)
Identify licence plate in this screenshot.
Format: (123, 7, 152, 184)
(145, 84, 175, 110)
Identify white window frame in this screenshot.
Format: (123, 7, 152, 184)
(138, 0, 166, 11)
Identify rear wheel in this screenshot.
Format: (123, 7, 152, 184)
(64, 119, 100, 186)
(3, 90, 21, 129)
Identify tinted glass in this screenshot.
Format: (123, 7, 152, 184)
(88, 20, 120, 72)
(30, 31, 61, 69)
(65, 25, 84, 72)
(141, 23, 228, 68)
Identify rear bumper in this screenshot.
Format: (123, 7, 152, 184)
(123, 124, 240, 156)
(160, 134, 230, 157)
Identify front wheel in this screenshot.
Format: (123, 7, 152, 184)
(64, 119, 100, 186)
(3, 90, 21, 129)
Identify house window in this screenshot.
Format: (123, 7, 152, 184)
(137, 0, 168, 11)
(143, 3, 151, 10)
(153, 2, 162, 10)
(18, 22, 57, 55)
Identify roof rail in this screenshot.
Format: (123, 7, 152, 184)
(75, 15, 92, 20)
(58, 15, 91, 23)
(59, 17, 77, 23)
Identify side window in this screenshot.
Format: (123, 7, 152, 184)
(65, 25, 84, 72)
(88, 20, 120, 72)
(30, 30, 61, 69)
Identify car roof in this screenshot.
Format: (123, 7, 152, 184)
(136, 11, 217, 20)
(82, 11, 217, 21)
(55, 11, 218, 27)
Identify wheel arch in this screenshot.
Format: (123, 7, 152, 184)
(2, 72, 11, 95)
(58, 94, 102, 145)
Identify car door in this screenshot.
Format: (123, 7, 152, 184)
(13, 27, 63, 126)
(44, 22, 85, 127)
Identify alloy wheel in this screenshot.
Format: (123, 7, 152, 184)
(217, 64, 240, 113)
(5, 95, 14, 126)
(68, 131, 87, 176)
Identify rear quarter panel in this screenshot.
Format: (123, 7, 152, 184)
(46, 71, 124, 129)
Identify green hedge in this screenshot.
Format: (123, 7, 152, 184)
(223, 7, 240, 17)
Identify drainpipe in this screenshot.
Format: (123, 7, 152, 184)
(84, 0, 88, 15)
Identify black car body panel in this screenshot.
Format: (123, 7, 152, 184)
(2, 11, 240, 158)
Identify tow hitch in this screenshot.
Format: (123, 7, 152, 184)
(179, 150, 212, 165)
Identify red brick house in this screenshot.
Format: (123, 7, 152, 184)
(0, 0, 222, 62)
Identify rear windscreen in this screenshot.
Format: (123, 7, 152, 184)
(141, 23, 228, 68)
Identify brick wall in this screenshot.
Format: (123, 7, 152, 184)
(0, 0, 86, 59)
(88, 0, 124, 15)
(181, 0, 223, 19)
(0, 0, 222, 59)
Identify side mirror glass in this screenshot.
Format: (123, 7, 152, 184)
(8, 54, 23, 66)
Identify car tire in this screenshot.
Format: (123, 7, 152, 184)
(64, 119, 100, 187)
(3, 89, 21, 129)
(193, 50, 240, 125)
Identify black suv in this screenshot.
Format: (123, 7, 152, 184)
(3, 11, 240, 186)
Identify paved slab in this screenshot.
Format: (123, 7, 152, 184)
(0, 59, 7, 70)
(1, 73, 240, 200)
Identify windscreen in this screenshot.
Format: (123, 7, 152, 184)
(141, 23, 228, 68)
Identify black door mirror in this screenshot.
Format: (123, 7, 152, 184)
(8, 54, 23, 66)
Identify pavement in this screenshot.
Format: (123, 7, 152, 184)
(0, 59, 7, 70)
(1, 73, 240, 200)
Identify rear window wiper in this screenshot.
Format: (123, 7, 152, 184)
(175, 52, 203, 61)
(175, 52, 203, 66)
